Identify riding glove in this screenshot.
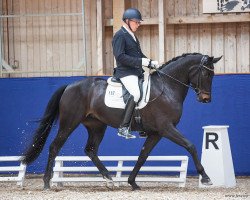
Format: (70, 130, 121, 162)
(151, 60, 159, 69)
(142, 58, 160, 69)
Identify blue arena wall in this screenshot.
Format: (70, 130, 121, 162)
(0, 74, 249, 175)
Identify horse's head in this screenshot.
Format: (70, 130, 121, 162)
(189, 55, 222, 103)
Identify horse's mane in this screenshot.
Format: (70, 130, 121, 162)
(159, 52, 202, 70)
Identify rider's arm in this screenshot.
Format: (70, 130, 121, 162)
(112, 34, 142, 68)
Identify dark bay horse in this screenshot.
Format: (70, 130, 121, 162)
(23, 53, 222, 190)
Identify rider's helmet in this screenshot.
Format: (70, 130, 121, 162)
(122, 8, 143, 22)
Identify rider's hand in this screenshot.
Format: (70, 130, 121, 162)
(142, 58, 160, 69)
(150, 60, 160, 69)
(148, 60, 160, 69)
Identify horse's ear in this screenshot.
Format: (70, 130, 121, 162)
(212, 56, 222, 63)
(207, 56, 214, 63)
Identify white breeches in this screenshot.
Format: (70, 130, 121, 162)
(120, 75, 140, 103)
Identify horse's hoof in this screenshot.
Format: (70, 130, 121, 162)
(104, 176, 114, 190)
(106, 181, 114, 190)
(202, 180, 213, 186)
(201, 178, 213, 186)
(132, 184, 141, 191)
(130, 182, 141, 191)
(43, 185, 50, 190)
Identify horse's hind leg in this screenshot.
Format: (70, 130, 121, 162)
(162, 125, 212, 186)
(84, 120, 113, 188)
(43, 116, 81, 189)
(128, 134, 161, 190)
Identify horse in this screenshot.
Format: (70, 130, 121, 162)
(23, 53, 222, 190)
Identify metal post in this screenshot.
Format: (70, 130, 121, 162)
(82, 0, 87, 70)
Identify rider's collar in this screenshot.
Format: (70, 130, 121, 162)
(122, 25, 136, 42)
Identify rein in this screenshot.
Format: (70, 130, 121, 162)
(144, 68, 165, 103)
(152, 56, 213, 97)
(157, 69, 194, 90)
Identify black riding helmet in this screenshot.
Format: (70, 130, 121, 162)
(122, 8, 143, 22)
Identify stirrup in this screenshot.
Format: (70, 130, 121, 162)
(118, 127, 136, 139)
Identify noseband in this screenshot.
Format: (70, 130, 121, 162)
(156, 55, 214, 96)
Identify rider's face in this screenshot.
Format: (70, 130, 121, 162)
(128, 19, 141, 32)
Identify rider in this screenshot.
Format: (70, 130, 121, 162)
(112, 8, 159, 139)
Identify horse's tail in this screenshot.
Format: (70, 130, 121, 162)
(23, 85, 67, 165)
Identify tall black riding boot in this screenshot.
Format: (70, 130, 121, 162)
(118, 97, 136, 139)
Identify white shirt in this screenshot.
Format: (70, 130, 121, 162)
(123, 25, 137, 42)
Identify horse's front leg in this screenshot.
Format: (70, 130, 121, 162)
(162, 125, 212, 186)
(128, 134, 161, 190)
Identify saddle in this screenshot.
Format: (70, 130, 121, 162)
(110, 76, 144, 104)
(104, 72, 151, 110)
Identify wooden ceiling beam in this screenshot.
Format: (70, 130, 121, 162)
(105, 14, 250, 27)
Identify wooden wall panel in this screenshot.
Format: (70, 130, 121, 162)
(187, 24, 199, 54)
(84, 0, 92, 75)
(76, 0, 83, 70)
(12, 0, 21, 77)
(136, 1, 150, 59)
(7, 1, 14, 70)
(19, 0, 28, 77)
(224, 23, 237, 73)
(104, 26, 113, 75)
(199, 24, 212, 55)
(174, 1, 187, 56)
(103, 0, 113, 75)
(150, 0, 159, 61)
(51, 0, 59, 76)
(2, 0, 8, 70)
(26, 0, 34, 77)
(90, 0, 97, 75)
(104, 0, 112, 20)
(1, 0, 250, 78)
(186, 0, 199, 56)
(45, 0, 53, 76)
(237, 23, 250, 73)
(165, 0, 175, 61)
(64, 0, 72, 76)
(32, 0, 40, 76)
(57, 0, 66, 76)
(212, 23, 225, 73)
(39, 0, 47, 77)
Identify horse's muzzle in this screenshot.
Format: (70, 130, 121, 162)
(197, 92, 211, 103)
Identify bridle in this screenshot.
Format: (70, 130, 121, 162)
(148, 56, 214, 102)
(192, 56, 214, 95)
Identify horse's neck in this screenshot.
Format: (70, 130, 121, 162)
(158, 58, 195, 102)
(165, 58, 193, 78)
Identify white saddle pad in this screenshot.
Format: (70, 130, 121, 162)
(104, 72, 151, 109)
